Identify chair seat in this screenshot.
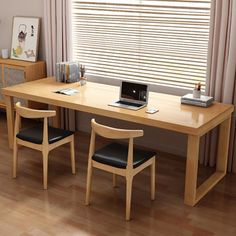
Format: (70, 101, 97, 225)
(16, 123, 74, 144)
(92, 143, 156, 169)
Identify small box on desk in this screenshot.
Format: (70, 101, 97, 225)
(181, 93, 214, 107)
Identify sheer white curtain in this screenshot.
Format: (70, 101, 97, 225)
(43, 0, 77, 131)
(201, 0, 236, 172)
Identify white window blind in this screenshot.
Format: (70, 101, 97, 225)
(72, 0, 211, 90)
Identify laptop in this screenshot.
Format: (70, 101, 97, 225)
(109, 81, 149, 110)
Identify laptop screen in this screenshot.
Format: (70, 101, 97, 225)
(121, 81, 148, 103)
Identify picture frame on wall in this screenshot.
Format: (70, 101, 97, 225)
(10, 16, 40, 62)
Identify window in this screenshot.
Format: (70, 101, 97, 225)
(72, 0, 211, 91)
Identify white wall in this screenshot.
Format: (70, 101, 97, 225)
(0, 1, 187, 157)
(0, 0, 45, 60)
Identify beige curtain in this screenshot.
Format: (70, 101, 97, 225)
(200, 0, 236, 172)
(43, 0, 77, 131)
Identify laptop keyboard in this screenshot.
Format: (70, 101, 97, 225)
(117, 101, 143, 108)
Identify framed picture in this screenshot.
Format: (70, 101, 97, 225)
(10, 16, 40, 62)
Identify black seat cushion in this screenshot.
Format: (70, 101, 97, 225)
(92, 143, 156, 169)
(16, 123, 74, 144)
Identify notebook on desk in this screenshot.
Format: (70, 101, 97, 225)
(109, 81, 149, 110)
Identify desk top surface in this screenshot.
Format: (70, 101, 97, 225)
(2, 77, 234, 135)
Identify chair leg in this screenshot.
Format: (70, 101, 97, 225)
(151, 158, 156, 200)
(113, 174, 117, 187)
(126, 176, 133, 221)
(70, 137, 76, 174)
(85, 160, 93, 205)
(13, 140, 18, 178)
(42, 150, 49, 190)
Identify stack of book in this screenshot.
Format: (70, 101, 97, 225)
(56, 61, 80, 83)
(181, 93, 214, 107)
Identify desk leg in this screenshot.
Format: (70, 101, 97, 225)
(216, 116, 231, 173)
(4, 95, 14, 149)
(184, 135, 200, 206)
(50, 105, 61, 128)
(184, 116, 231, 206)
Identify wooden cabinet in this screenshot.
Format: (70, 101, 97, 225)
(0, 58, 46, 109)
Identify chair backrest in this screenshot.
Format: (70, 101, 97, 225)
(15, 102, 56, 119)
(14, 102, 56, 145)
(91, 119, 143, 139)
(89, 119, 144, 168)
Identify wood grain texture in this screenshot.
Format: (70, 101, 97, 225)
(216, 117, 232, 173)
(0, 112, 236, 235)
(1, 77, 234, 207)
(13, 103, 75, 190)
(0, 59, 46, 109)
(184, 135, 200, 206)
(86, 119, 156, 220)
(0, 58, 45, 67)
(0, 65, 3, 103)
(1, 77, 234, 136)
(91, 118, 144, 139)
(4, 95, 14, 148)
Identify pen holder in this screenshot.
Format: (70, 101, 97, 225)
(80, 77, 87, 86)
(193, 89, 201, 98)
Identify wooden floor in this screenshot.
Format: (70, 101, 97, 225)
(0, 111, 236, 236)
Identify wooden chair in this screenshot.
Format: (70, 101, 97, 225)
(13, 102, 75, 189)
(85, 119, 156, 220)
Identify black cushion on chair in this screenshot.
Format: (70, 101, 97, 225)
(16, 123, 74, 144)
(92, 143, 156, 169)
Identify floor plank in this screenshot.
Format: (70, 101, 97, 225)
(0, 111, 235, 236)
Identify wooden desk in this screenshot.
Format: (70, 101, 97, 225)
(1, 77, 234, 206)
